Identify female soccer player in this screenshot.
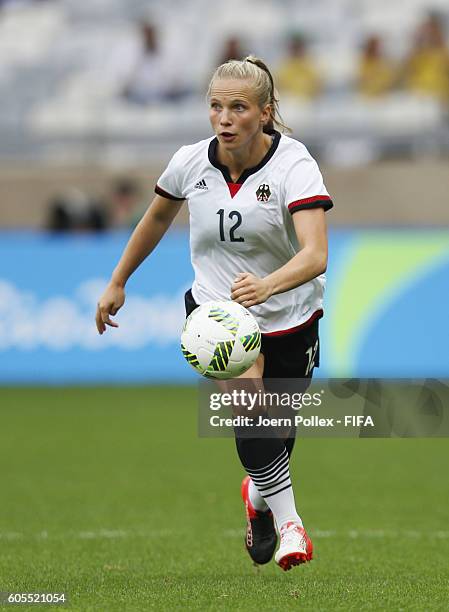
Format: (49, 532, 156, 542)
(96, 57, 333, 571)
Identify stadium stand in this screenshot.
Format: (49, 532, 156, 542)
(0, 0, 448, 165)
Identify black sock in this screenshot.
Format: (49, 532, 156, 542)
(235, 435, 285, 471)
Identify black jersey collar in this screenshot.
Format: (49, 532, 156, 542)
(208, 130, 281, 185)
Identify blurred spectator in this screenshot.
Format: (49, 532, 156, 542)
(122, 21, 192, 105)
(276, 34, 322, 99)
(402, 13, 449, 102)
(108, 177, 143, 229)
(356, 35, 397, 98)
(218, 36, 247, 64)
(47, 188, 107, 233)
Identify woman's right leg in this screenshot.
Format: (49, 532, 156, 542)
(231, 356, 306, 567)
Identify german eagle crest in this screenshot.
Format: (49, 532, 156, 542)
(256, 183, 271, 202)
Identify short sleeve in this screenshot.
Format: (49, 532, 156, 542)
(154, 147, 186, 201)
(283, 156, 333, 214)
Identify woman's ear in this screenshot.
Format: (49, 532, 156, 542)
(261, 104, 272, 126)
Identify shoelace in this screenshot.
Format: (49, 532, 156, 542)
(280, 523, 305, 550)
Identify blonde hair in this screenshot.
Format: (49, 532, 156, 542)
(207, 55, 291, 134)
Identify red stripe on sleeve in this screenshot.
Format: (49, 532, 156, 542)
(155, 185, 185, 201)
(288, 195, 332, 211)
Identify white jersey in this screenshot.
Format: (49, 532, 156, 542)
(155, 131, 333, 335)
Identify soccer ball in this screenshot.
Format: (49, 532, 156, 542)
(181, 300, 261, 379)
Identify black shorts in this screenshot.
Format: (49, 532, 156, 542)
(184, 289, 320, 380)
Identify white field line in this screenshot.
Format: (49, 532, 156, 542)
(0, 529, 172, 541)
(0, 528, 448, 541)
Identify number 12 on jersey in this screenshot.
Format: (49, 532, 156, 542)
(217, 209, 244, 242)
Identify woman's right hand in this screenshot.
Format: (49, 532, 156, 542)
(96, 281, 126, 334)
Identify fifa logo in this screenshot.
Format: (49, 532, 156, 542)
(256, 184, 271, 202)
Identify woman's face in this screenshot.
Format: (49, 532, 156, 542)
(209, 78, 270, 151)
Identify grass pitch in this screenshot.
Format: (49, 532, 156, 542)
(0, 387, 448, 611)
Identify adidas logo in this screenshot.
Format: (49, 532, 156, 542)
(194, 179, 208, 190)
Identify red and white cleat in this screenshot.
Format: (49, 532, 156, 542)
(274, 521, 313, 571)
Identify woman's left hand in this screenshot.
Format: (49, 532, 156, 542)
(230, 272, 273, 307)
